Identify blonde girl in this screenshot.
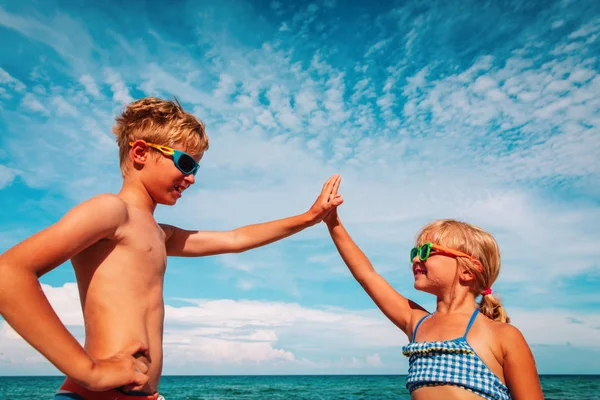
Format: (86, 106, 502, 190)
(324, 207, 543, 400)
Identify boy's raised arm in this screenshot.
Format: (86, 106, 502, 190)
(163, 175, 343, 257)
(0, 194, 148, 391)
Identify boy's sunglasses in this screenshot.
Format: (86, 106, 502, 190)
(129, 141, 200, 176)
(410, 242, 478, 263)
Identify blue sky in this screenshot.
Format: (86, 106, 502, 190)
(1, 0, 599, 376)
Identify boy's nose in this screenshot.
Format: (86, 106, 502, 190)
(184, 173, 196, 185)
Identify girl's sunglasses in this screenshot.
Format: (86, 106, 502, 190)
(410, 242, 478, 263)
(130, 141, 200, 176)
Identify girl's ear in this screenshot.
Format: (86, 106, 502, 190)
(458, 260, 480, 283)
(458, 268, 476, 282)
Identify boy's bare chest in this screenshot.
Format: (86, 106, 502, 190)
(123, 220, 167, 270)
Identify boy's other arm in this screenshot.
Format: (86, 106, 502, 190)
(0, 194, 148, 390)
(163, 175, 343, 257)
(324, 212, 427, 338)
(501, 324, 544, 399)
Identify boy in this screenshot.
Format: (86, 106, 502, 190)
(0, 97, 343, 399)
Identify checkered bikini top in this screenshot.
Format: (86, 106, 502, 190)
(401, 309, 511, 400)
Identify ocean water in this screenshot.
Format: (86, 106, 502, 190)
(0, 375, 598, 399)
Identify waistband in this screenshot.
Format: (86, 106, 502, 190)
(58, 378, 160, 400)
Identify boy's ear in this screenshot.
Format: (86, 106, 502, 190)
(130, 140, 149, 165)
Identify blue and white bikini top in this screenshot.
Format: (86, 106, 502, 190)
(401, 309, 511, 400)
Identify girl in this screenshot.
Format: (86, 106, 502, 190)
(324, 207, 543, 400)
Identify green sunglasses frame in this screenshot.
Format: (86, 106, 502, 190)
(410, 242, 479, 263)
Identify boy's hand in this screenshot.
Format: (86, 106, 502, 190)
(83, 342, 150, 392)
(307, 174, 344, 225)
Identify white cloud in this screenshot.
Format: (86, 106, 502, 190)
(20, 93, 48, 115)
(0, 7, 95, 73)
(3, 283, 600, 375)
(512, 308, 600, 346)
(323, 73, 348, 122)
(0, 283, 403, 373)
(294, 88, 318, 115)
(365, 39, 388, 57)
(236, 279, 258, 291)
(256, 109, 278, 129)
(366, 353, 383, 367)
(472, 75, 497, 92)
(0, 165, 17, 189)
(569, 68, 595, 83)
(0, 67, 26, 93)
(568, 17, 600, 39)
(213, 73, 235, 99)
(52, 95, 79, 117)
(79, 74, 101, 98)
(104, 68, 133, 105)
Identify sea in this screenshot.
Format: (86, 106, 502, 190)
(0, 375, 598, 399)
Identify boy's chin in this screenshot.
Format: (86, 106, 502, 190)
(155, 195, 178, 206)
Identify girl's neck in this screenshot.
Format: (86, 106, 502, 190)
(435, 291, 478, 315)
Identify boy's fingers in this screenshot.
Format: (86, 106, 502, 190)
(133, 371, 149, 386)
(135, 359, 149, 374)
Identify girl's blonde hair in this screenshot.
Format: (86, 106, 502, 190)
(416, 219, 510, 323)
(113, 97, 209, 175)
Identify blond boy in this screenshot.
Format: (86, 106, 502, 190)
(0, 97, 343, 399)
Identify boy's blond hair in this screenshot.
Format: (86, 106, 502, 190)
(416, 219, 510, 323)
(113, 97, 209, 175)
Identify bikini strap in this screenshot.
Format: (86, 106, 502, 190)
(463, 308, 479, 338)
(411, 313, 431, 343)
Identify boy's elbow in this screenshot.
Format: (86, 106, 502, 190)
(0, 259, 10, 282)
(0, 261, 13, 307)
(232, 241, 253, 253)
(0, 259, 38, 296)
(226, 231, 245, 253)
(228, 230, 257, 253)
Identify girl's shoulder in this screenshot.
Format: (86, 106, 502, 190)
(483, 317, 529, 354)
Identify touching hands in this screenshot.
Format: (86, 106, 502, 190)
(307, 174, 343, 225)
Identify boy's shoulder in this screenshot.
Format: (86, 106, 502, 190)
(78, 193, 128, 213)
(67, 193, 130, 227)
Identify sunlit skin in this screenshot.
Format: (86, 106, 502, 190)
(0, 139, 343, 395)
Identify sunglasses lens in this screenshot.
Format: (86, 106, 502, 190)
(419, 245, 430, 260)
(177, 154, 197, 174)
(410, 248, 418, 261)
